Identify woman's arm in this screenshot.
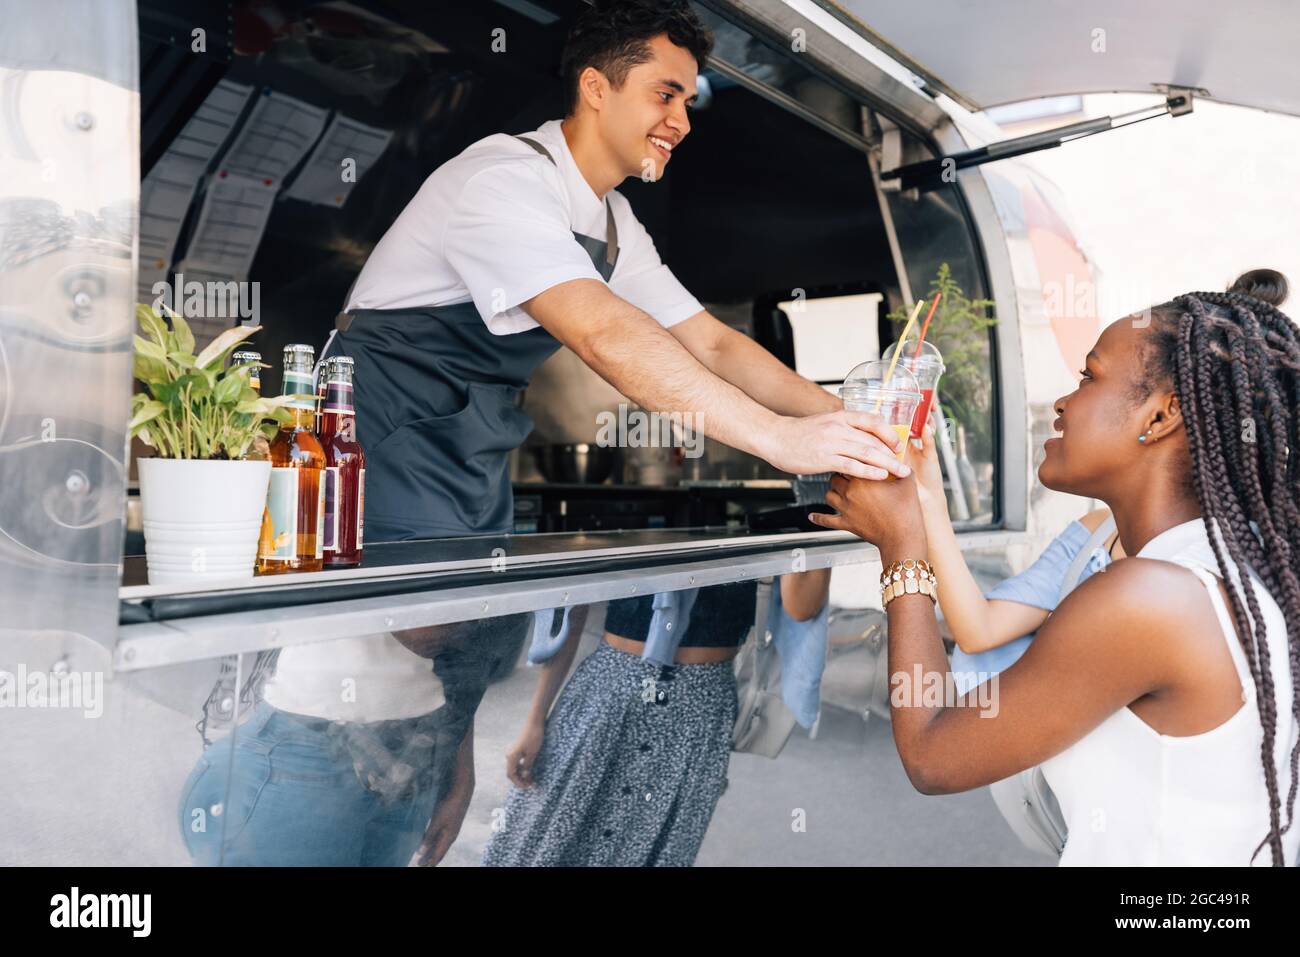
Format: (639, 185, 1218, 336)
(885, 558, 1205, 794)
(811, 472, 1207, 796)
(505, 605, 590, 787)
(913, 425, 1049, 653)
(781, 568, 832, 621)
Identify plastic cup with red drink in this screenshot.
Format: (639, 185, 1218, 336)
(881, 338, 945, 441)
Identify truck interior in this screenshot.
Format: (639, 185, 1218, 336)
(135, 0, 999, 533)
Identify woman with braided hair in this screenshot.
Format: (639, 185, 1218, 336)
(811, 269, 1300, 865)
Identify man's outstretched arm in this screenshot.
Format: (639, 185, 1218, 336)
(523, 279, 909, 480)
(668, 309, 839, 418)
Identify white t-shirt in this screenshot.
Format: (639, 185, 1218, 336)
(262, 633, 446, 723)
(346, 119, 703, 336)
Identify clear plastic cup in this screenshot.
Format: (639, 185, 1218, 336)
(840, 360, 923, 463)
(881, 339, 945, 439)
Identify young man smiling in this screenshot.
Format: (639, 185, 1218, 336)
(332, 0, 908, 545)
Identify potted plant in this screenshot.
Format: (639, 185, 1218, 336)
(129, 304, 296, 584)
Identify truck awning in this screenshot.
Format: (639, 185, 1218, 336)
(815, 0, 1300, 117)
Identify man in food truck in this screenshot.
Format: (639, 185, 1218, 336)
(325, 0, 909, 546)
(207, 0, 901, 868)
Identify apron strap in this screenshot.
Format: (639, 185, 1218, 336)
(516, 134, 618, 270)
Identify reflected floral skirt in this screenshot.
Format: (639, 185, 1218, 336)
(482, 641, 738, 867)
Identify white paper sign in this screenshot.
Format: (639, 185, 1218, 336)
(137, 80, 252, 301)
(219, 89, 330, 185)
(283, 114, 393, 207)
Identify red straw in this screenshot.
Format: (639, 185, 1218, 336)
(910, 292, 942, 371)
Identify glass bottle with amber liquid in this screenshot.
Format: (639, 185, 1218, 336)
(256, 344, 326, 574)
(319, 356, 365, 567)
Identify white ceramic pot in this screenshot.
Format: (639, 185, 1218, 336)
(137, 458, 272, 585)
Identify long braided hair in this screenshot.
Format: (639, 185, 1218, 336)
(1141, 269, 1299, 865)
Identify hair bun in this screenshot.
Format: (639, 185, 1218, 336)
(1228, 269, 1289, 307)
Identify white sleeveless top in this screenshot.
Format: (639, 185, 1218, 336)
(1041, 518, 1299, 866)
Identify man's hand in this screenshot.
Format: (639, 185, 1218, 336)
(414, 776, 473, 866)
(808, 472, 928, 558)
(413, 726, 475, 867)
(762, 410, 912, 480)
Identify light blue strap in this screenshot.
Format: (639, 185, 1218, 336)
(526, 606, 573, 665)
(1056, 514, 1117, 604)
(643, 589, 699, 666)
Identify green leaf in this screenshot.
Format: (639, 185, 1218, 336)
(128, 399, 167, 431)
(175, 371, 210, 401)
(134, 334, 167, 362)
(213, 373, 244, 405)
(136, 303, 168, 345)
(133, 353, 169, 386)
(152, 379, 180, 406)
(195, 324, 260, 371)
(170, 311, 195, 355)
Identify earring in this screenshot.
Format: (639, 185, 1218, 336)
(1138, 430, 1153, 443)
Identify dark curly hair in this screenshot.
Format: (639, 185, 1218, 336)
(561, 0, 714, 116)
(1140, 270, 1299, 864)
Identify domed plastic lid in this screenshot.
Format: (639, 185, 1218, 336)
(843, 358, 920, 394)
(882, 337, 945, 371)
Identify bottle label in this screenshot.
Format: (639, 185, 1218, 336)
(323, 466, 340, 552)
(356, 468, 365, 548)
(265, 468, 300, 561)
(323, 381, 354, 414)
(315, 474, 326, 559)
(284, 370, 316, 411)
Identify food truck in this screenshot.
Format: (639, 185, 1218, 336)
(3, 0, 1292, 866)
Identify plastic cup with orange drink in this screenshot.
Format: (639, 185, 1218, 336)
(839, 360, 923, 470)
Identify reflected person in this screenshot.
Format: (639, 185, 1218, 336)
(482, 572, 830, 866)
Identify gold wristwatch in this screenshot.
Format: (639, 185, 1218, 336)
(880, 558, 937, 608)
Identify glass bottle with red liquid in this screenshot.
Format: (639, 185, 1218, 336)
(319, 355, 365, 568)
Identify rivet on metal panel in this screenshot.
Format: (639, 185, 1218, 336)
(72, 291, 93, 309)
(562, 592, 569, 603)
(123, 647, 136, 662)
(74, 111, 94, 130)
(384, 616, 394, 628)
(482, 602, 490, 612)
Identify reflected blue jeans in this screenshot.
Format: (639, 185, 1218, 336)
(178, 701, 442, 866)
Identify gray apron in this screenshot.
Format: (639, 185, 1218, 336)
(324, 135, 618, 541)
